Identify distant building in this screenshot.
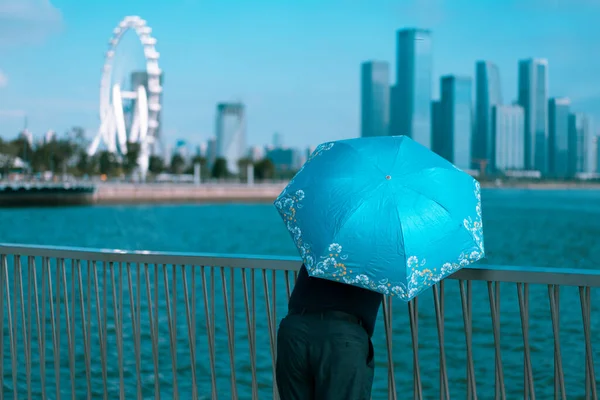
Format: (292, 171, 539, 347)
(548, 97, 571, 179)
(272, 132, 284, 148)
(44, 130, 57, 144)
(582, 116, 596, 174)
(175, 139, 190, 161)
(568, 113, 594, 175)
(197, 142, 207, 158)
(596, 135, 600, 174)
(474, 61, 503, 170)
(439, 75, 473, 170)
(492, 105, 525, 171)
(19, 130, 33, 147)
(215, 103, 246, 174)
(360, 61, 390, 138)
(249, 146, 265, 162)
(431, 101, 442, 156)
(518, 58, 549, 174)
(206, 137, 217, 168)
(390, 28, 432, 148)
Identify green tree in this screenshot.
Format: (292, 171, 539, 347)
(98, 151, 120, 176)
(75, 151, 97, 176)
(0, 139, 17, 175)
(123, 142, 141, 175)
(254, 158, 275, 181)
(170, 154, 186, 174)
(185, 155, 208, 175)
(10, 137, 33, 164)
(148, 155, 165, 175)
(237, 157, 253, 180)
(212, 157, 229, 179)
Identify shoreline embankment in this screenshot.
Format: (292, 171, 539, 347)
(95, 183, 288, 204)
(1, 181, 598, 207)
(94, 181, 600, 205)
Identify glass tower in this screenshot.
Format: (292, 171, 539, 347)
(492, 105, 525, 171)
(215, 103, 246, 175)
(360, 61, 390, 138)
(518, 58, 549, 174)
(548, 97, 571, 179)
(440, 75, 473, 170)
(474, 61, 502, 169)
(390, 29, 432, 148)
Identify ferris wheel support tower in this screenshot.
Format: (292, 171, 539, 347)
(89, 15, 163, 180)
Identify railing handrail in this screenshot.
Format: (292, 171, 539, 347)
(1, 242, 600, 287)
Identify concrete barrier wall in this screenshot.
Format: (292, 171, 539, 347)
(95, 183, 288, 204)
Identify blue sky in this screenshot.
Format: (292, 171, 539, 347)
(0, 0, 598, 149)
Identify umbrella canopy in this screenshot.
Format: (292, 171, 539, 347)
(274, 135, 484, 301)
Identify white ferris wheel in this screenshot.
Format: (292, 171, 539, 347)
(88, 15, 163, 179)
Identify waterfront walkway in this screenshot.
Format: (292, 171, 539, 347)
(0, 244, 598, 399)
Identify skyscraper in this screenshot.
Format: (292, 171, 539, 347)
(518, 58, 549, 174)
(492, 105, 525, 172)
(206, 137, 217, 168)
(568, 113, 593, 175)
(215, 103, 246, 175)
(474, 61, 502, 169)
(431, 101, 443, 156)
(596, 135, 600, 174)
(360, 61, 390, 138)
(390, 29, 432, 148)
(272, 132, 284, 148)
(580, 116, 596, 174)
(439, 75, 473, 170)
(548, 97, 571, 179)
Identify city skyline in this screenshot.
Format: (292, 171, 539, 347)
(0, 0, 599, 149)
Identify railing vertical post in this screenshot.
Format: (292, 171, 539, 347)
(201, 265, 218, 400)
(580, 286, 597, 400)
(488, 281, 505, 400)
(12, 255, 19, 400)
(76, 259, 92, 399)
(24, 257, 33, 400)
(382, 296, 397, 399)
(0, 255, 5, 399)
(409, 297, 422, 400)
(92, 261, 108, 399)
(262, 269, 279, 400)
(40, 257, 47, 400)
(460, 280, 477, 400)
(517, 282, 535, 400)
(433, 282, 449, 400)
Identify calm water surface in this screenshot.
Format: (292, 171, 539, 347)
(0, 188, 599, 399)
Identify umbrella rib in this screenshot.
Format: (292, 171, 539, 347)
(390, 185, 408, 283)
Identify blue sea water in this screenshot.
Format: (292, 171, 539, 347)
(0, 188, 600, 399)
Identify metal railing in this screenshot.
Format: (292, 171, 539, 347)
(0, 243, 598, 400)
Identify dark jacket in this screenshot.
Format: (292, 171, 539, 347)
(288, 264, 383, 337)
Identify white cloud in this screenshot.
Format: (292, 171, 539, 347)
(0, 0, 63, 46)
(0, 70, 7, 88)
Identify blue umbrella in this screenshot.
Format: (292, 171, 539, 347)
(274, 135, 484, 301)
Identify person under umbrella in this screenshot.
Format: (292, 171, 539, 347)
(274, 136, 484, 399)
